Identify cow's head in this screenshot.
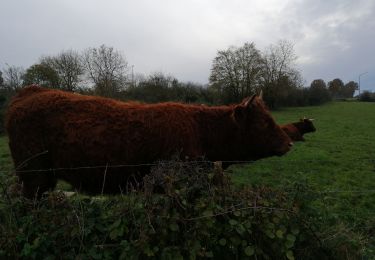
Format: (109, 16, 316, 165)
(233, 94, 293, 159)
(300, 117, 316, 132)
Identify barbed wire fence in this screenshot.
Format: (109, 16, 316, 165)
(0, 155, 374, 255)
(0, 157, 375, 195)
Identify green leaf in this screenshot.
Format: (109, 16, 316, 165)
(109, 226, 124, 240)
(266, 230, 275, 239)
(21, 243, 33, 257)
(229, 219, 238, 226)
(236, 224, 245, 235)
(205, 251, 214, 258)
(230, 236, 241, 245)
(112, 219, 122, 228)
(244, 246, 255, 256)
(285, 239, 294, 249)
(144, 247, 154, 257)
(275, 211, 284, 218)
(280, 225, 287, 233)
(287, 234, 296, 242)
(169, 223, 179, 232)
(89, 248, 101, 259)
(276, 230, 284, 238)
(267, 222, 275, 229)
(32, 237, 40, 247)
(203, 210, 213, 217)
(174, 253, 184, 260)
(219, 238, 227, 246)
(291, 227, 299, 235)
(245, 222, 252, 229)
(286, 250, 295, 260)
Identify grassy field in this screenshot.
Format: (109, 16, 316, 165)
(233, 101, 375, 193)
(231, 101, 375, 254)
(1, 101, 375, 256)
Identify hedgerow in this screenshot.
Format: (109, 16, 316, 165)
(0, 161, 346, 259)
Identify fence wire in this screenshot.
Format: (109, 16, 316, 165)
(0, 158, 375, 195)
(0, 158, 374, 174)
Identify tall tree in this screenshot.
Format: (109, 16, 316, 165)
(309, 79, 331, 104)
(261, 40, 302, 108)
(23, 63, 60, 88)
(328, 78, 344, 99)
(2, 65, 25, 91)
(82, 45, 128, 97)
(127, 72, 178, 103)
(310, 79, 326, 89)
(209, 42, 263, 103)
(261, 40, 299, 85)
(41, 50, 84, 91)
(343, 81, 358, 98)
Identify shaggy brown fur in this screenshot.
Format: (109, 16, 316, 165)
(6, 85, 292, 198)
(281, 118, 316, 141)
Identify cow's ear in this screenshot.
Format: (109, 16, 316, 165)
(259, 90, 263, 100)
(244, 95, 257, 108)
(241, 96, 251, 106)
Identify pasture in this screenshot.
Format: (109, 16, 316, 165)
(0, 100, 374, 257)
(232, 101, 375, 254)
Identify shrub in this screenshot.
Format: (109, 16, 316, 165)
(0, 161, 357, 259)
(359, 91, 375, 102)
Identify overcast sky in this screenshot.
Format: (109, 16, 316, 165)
(1, 0, 375, 91)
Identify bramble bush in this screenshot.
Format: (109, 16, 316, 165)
(0, 161, 355, 259)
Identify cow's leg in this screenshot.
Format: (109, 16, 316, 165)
(18, 172, 57, 199)
(12, 146, 56, 199)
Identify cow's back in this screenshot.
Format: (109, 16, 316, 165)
(6, 86, 202, 167)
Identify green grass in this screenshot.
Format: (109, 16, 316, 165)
(233, 101, 375, 191)
(231, 101, 375, 254)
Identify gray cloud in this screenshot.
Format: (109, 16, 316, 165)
(1, 0, 374, 90)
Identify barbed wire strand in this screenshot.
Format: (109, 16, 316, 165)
(1, 154, 375, 194)
(0, 158, 374, 174)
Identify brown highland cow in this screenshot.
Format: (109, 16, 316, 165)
(6, 85, 292, 198)
(281, 118, 316, 142)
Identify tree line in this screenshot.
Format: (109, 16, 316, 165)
(358, 91, 375, 102)
(0, 42, 360, 108)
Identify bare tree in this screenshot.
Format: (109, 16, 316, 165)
(262, 40, 298, 85)
(82, 45, 128, 97)
(209, 42, 263, 103)
(261, 40, 302, 108)
(41, 50, 84, 91)
(2, 64, 25, 92)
